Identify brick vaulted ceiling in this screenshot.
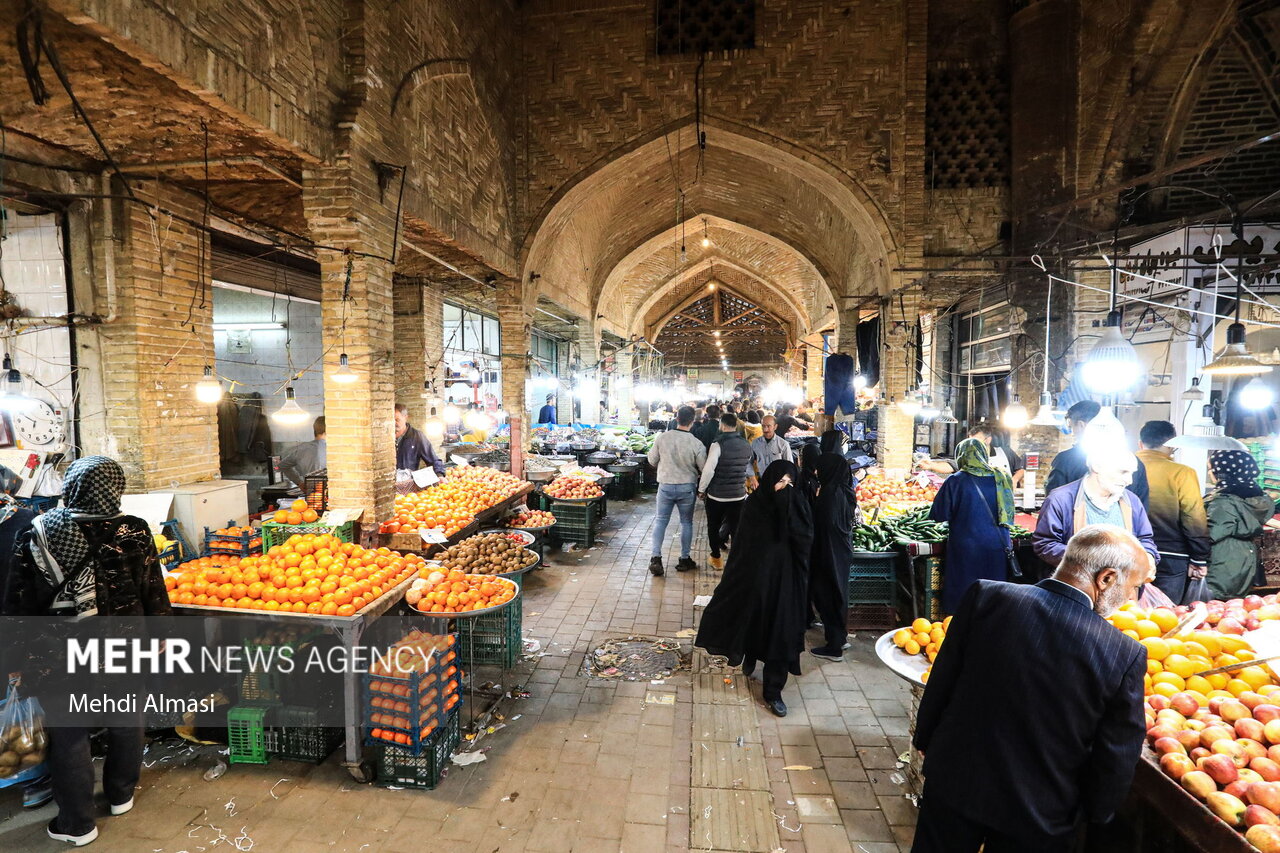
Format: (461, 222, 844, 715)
(652, 283, 790, 368)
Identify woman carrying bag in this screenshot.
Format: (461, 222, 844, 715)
(1204, 450, 1275, 601)
(928, 438, 1017, 614)
(5, 456, 171, 847)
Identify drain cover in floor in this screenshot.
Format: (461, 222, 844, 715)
(584, 636, 687, 680)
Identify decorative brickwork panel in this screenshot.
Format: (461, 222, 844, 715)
(654, 0, 757, 56)
(926, 63, 1010, 189)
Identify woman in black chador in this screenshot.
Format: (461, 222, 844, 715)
(695, 459, 814, 717)
(808, 453, 854, 661)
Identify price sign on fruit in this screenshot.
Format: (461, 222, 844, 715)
(419, 528, 449, 544)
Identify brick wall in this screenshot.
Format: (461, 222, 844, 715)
(96, 179, 220, 490)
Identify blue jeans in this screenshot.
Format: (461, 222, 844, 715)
(652, 483, 697, 559)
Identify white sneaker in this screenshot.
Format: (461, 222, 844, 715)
(47, 820, 99, 846)
(109, 798, 134, 816)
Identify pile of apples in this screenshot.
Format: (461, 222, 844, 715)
(506, 509, 556, 529)
(1178, 594, 1280, 636)
(855, 473, 938, 509)
(544, 476, 603, 500)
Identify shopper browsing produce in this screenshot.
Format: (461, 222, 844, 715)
(394, 403, 445, 475)
(926, 438, 1016, 614)
(1204, 450, 1275, 600)
(912, 525, 1148, 853)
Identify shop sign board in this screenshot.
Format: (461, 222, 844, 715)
(1120, 224, 1280, 301)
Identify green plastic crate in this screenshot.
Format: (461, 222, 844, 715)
(261, 520, 354, 551)
(550, 500, 599, 547)
(227, 703, 272, 765)
(458, 596, 522, 668)
(373, 710, 461, 790)
(604, 470, 637, 501)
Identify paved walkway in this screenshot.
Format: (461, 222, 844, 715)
(0, 494, 916, 852)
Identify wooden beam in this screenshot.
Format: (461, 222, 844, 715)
(673, 312, 707, 327)
(713, 288, 722, 327)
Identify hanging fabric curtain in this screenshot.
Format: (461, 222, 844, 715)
(856, 318, 880, 389)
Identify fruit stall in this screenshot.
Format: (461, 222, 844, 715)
(378, 466, 535, 553)
(876, 596, 1280, 851)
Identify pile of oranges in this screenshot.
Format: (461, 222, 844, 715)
(405, 568, 517, 614)
(1107, 603, 1277, 702)
(890, 617, 950, 683)
(207, 526, 263, 553)
(271, 498, 320, 526)
(380, 467, 526, 536)
(165, 532, 425, 617)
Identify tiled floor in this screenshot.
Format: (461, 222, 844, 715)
(0, 494, 916, 852)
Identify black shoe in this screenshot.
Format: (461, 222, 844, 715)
(47, 819, 98, 847)
(810, 646, 843, 662)
(649, 557, 664, 576)
(766, 698, 787, 717)
(676, 557, 697, 572)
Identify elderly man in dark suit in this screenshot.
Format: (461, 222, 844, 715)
(912, 525, 1149, 852)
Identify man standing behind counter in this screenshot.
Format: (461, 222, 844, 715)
(279, 416, 326, 494)
(395, 403, 445, 475)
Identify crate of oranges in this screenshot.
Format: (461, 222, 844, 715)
(164, 532, 425, 618)
(262, 499, 354, 551)
(364, 630, 462, 754)
(372, 709, 461, 790)
(203, 525, 263, 558)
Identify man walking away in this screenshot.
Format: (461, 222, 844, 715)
(647, 405, 706, 576)
(912, 525, 1148, 852)
(1136, 420, 1210, 604)
(693, 404, 723, 448)
(697, 412, 753, 569)
(749, 415, 793, 489)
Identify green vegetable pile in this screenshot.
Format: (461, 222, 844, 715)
(852, 506, 948, 552)
(625, 432, 655, 453)
(1009, 524, 1033, 540)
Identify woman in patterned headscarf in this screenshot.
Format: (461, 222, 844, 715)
(6, 455, 171, 846)
(928, 438, 1016, 613)
(1205, 450, 1275, 600)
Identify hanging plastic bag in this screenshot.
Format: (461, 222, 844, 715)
(0, 676, 48, 787)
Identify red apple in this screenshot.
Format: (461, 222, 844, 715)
(1222, 700, 1252, 723)
(1191, 747, 1212, 762)
(1228, 780, 1253, 800)
(1249, 617, 1264, 631)
(1148, 724, 1180, 743)
(1239, 718, 1268, 742)
(1257, 706, 1280, 725)
(1247, 595, 1266, 612)
(1242, 768, 1268, 785)
(1247, 824, 1280, 852)
(1182, 770, 1218, 800)
(1243, 692, 1269, 711)
(1160, 752, 1197, 781)
(1148, 694, 1172, 711)
(1202, 726, 1236, 748)
(1170, 693, 1200, 716)
(1253, 758, 1280, 782)
(1252, 782, 1280, 813)
(1186, 719, 1208, 731)
(1220, 617, 1246, 635)
(1207, 791, 1248, 826)
(1178, 729, 1203, 750)
(1243, 740, 1271, 762)
(1213, 739, 1249, 768)
(1265, 720, 1280, 746)
(1154, 737, 1186, 756)
(1201, 753, 1241, 785)
(1248, 805, 1280, 828)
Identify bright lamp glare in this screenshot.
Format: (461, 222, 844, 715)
(1002, 399, 1029, 429)
(1081, 323, 1142, 394)
(1240, 377, 1275, 411)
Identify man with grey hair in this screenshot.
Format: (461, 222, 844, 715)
(912, 525, 1148, 852)
(1032, 444, 1158, 571)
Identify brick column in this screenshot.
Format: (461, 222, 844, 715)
(497, 278, 530, 476)
(613, 350, 635, 426)
(303, 167, 397, 522)
(575, 324, 601, 424)
(391, 277, 445, 426)
(95, 180, 219, 489)
(804, 335, 825, 403)
(879, 289, 922, 470)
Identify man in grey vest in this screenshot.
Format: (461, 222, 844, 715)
(697, 412, 753, 570)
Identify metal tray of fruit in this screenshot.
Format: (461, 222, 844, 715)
(874, 630, 928, 687)
(479, 528, 537, 546)
(504, 520, 554, 534)
(498, 549, 542, 578)
(406, 577, 521, 620)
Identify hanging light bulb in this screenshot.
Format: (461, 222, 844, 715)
(271, 385, 310, 425)
(897, 393, 921, 417)
(195, 364, 224, 404)
(853, 374, 867, 390)
(1080, 312, 1143, 394)
(1181, 376, 1205, 402)
(0, 356, 33, 413)
(331, 353, 359, 385)
(443, 404, 461, 423)
(920, 397, 940, 419)
(1002, 395, 1029, 429)
(935, 404, 958, 425)
(1240, 377, 1275, 411)
(424, 407, 447, 442)
(1203, 322, 1271, 376)
(701, 218, 711, 249)
(1030, 391, 1064, 426)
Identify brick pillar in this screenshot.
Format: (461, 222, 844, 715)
(880, 289, 922, 470)
(575, 324, 601, 424)
(804, 336, 825, 403)
(613, 350, 635, 426)
(393, 277, 428, 426)
(497, 278, 530, 476)
(95, 180, 218, 489)
(303, 167, 397, 522)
